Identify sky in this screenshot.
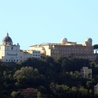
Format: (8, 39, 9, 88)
(0, 0, 98, 49)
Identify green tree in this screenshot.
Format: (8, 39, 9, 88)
(71, 86, 78, 98)
(11, 91, 22, 98)
(13, 66, 44, 87)
(37, 91, 42, 98)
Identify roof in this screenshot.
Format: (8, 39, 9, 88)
(2, 33, 13, 44)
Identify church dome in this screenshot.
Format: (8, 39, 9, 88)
(2, 33, 13, 45)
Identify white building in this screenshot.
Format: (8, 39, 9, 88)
(0, 33, 41, 62)
(94, 84, 98, 95)
(80, 67, 92, 79)
(26, 50, 41, 58)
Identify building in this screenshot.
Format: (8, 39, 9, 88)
(26, 50, 41, 58)
(0, 33, 41, 62)
(80, 67, 92, 79)
(94, 84, 98, 94)
(30, 37, 95, 61)
(21, 88, 38, 97)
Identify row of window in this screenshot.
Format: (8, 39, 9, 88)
(52, 51, 92, 54)
(52, 54, 94, 59)
(0, 46, 19, 50)
(54, 47, 92, 51)
(32, 54, 40, 56)
(33, 51, 40, 53)
(6, 59, 19, 62)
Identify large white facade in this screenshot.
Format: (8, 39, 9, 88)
(0, 33, 41, 62)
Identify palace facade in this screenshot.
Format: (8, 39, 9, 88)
(30, 37, 95, 61)
(0, 34, 95, 62)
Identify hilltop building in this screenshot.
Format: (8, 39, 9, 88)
(0, 34, 95, 62)
(0, 33, 40, 62)
(80, 67, 92, 79)
(30, 37, 95, 61)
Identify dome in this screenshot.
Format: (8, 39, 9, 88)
(2, 33, 13, 45)
(87, 38, 92, 43)
(86, 38, 92, 42)
(61, 38, 68, 44)
(85, 38, 92, 46)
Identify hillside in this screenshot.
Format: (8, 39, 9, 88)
(0, 56, 98, 98)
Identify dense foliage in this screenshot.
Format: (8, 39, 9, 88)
(0, 56, 98, 98)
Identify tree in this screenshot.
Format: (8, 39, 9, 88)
(11, 91, 22, 98)
(71, 86, 78, 98)
(13, 66, 44, 87)
(86, 81, 93, 95)
(79, 86, 88, 97)
(37, 91, 42, 98)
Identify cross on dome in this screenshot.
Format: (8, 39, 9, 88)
(7, 33, 9, 36)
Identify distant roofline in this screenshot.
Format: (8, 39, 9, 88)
(30, 42, 80, 47)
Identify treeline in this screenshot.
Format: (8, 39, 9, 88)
(0, 56, 98, 98)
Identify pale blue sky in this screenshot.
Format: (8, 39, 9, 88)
(0, 0, 98, 49)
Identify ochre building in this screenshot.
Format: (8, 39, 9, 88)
(30, 38, 95, 61)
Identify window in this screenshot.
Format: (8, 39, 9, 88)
(11, 47, 13, 50)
